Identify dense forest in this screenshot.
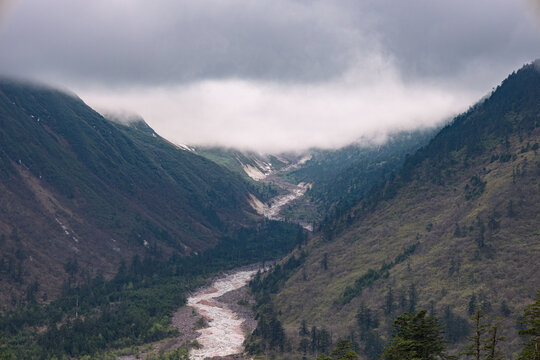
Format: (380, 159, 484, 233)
(0, 220, 306, 359)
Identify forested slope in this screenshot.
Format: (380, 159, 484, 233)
(0, 80, 260, 306)
(249, 62, 540, 359)
(280, 130, 436, 225)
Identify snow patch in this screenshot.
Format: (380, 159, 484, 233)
(55, 218, 71, 236)
(177, 143, 196, 152)
(253, 159, 272, 173)
(298, 154, 312, 165)
(242, 164, 268, 181)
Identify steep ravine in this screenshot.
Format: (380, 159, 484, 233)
(247, 159, 313, 231)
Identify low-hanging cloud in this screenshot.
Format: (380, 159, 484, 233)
(80, 57, 474, 152)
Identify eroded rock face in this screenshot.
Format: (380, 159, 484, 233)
(187, 270, 258, 359)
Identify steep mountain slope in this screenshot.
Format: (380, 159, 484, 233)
(0, 80, 259, 306)
(197, 133, 435, 230)
(195, 147, 298, 181)
(279, 130, 437, 225)
(251, 63, 540, 358)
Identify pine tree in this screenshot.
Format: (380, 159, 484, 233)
(384, 287, 395, 315)
(518, 291, 540, 360)
(311, 326, 319, 353)
(408, 284, 418, 313)
(299, 338, 310, 354)
(381, 310, 449, 360)
(468, 295, 477, 316)
(299, 319, 309, 336)
(462, 310, 488, 360)
(322, 253, 329, 271)
(483, 322, 505, 360)
(317, 339, 359, 360)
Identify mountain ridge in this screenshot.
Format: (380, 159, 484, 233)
(0, 79, 262, 306)
(248, 62, 540, 359)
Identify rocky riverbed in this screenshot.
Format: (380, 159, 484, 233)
(187, 268, 260, 360)
(118, 266, 262, 360)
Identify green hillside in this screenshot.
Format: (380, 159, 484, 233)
(248, 63, 540, 359)
(279, 130, 436, 225)
(195, 147, 292, 177)
(0, 80, 262, 305)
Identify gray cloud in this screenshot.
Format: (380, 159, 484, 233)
(362, 0, 540, 86)
(0, 0, 369, 86)
(0, 0, 15, 29)
(81, 63, 474, 153)
(1, 0, 539, 151)
(1, 0, 538, 87)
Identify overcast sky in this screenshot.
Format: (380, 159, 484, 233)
(1, 0, 539, 152)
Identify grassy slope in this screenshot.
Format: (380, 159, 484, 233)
(268, 64, 540, 358)
(0, 80, 259, 306)
(195, 147, 292, 178)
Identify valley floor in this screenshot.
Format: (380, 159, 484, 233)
(119, 265, 264, 360)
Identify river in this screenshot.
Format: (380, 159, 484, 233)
(187, 268, 260, 359)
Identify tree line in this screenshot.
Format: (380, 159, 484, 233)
(245, 290, 540, 360)
(0, 220, 306, 359)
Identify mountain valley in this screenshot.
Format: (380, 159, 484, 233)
(0, 63, 539, 360)
(246, 63, 540, 359)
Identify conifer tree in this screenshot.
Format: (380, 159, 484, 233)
(483, 322, 505, 360)
(518, 291, 540, 360)
(299, 319, 309, 336)
(382, 310, 450, 360)
(317, 339, 359, 360)
(462, 310, 488, 360)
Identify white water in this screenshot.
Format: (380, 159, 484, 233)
(187, 269, 258, 359)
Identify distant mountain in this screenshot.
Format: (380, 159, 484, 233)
(195, 146, 307, 181)
(0, 80, 261, 305)
(279, 130, 437, 225)
(196, 132, 435, 229)
(248, 62, 540, 358)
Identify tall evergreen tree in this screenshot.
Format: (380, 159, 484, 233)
(299, 319, 309, 336)
(483, 322, 505, 360)
(317, 339, 359, 360)
(518, 291, 540, 360)
(408, 284, 418, 313)
(385, 287, 395, 315)
(462, 310, 488, 360)
(382, 310, 450, 360)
